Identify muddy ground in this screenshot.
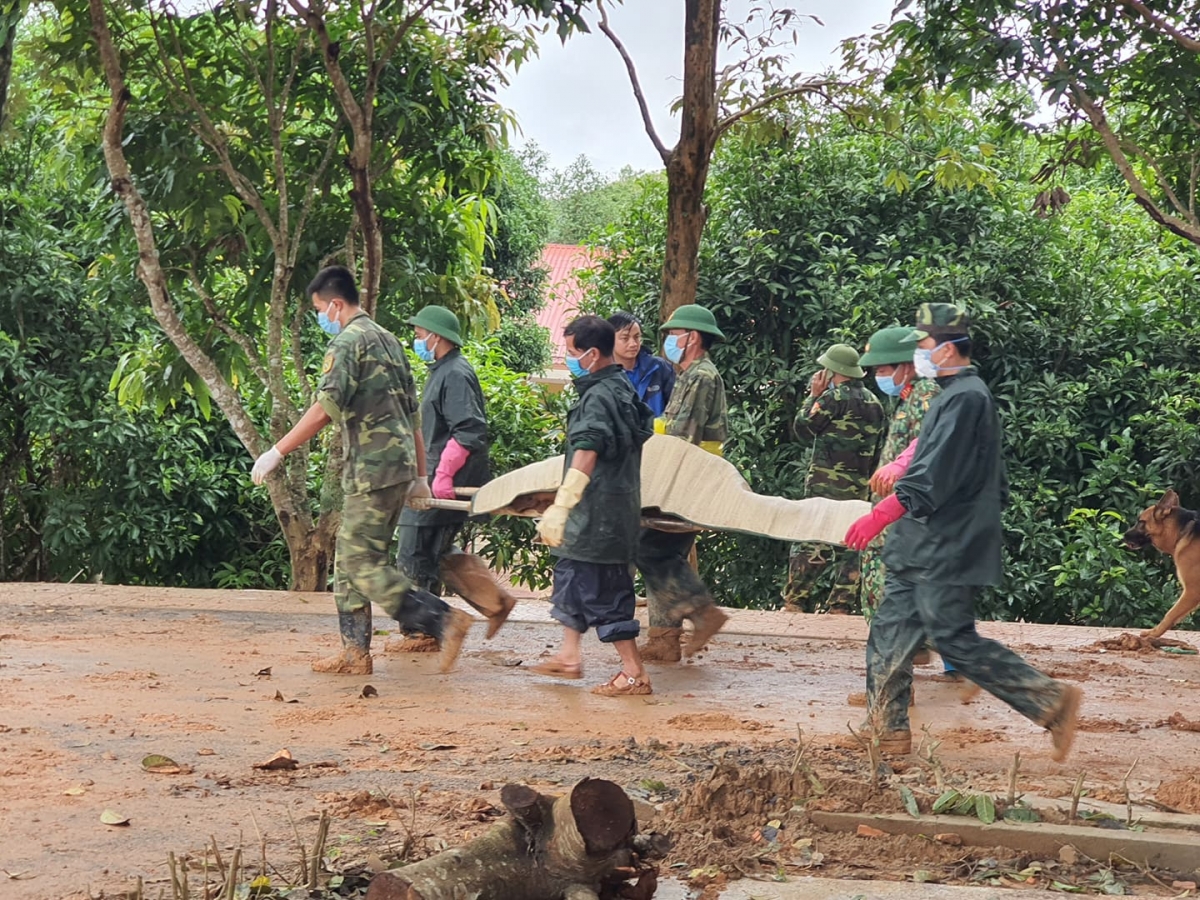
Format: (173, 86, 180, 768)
(2, 583, 1200, 900)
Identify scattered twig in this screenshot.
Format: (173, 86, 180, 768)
(1069, 772, 1086, 821)
(208, 837, 226, 884)
(250, 811, 268, 884)
(918, 724, 946, 793)
(307, 812, 330, 890)
(1007, 751, 1021, 807)
(790, 725, 825, 795)
(223, 848, 241, 900)
(846, 721, 879, 789)
(1121, 757, 1140, 827)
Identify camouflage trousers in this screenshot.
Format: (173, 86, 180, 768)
(866, 575, 1067, 734)
(396, 521, 463, 595)
(783, 542, 861, 613)
(859, 536, 887, 623)
(337, 483, 449, 634)
(636, 528, 715, 628)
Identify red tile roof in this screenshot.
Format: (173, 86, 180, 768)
(534, 243, 604, 363)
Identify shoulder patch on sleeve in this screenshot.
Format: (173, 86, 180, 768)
(321, 352, 335, 374)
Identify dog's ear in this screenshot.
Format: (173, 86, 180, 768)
(1155, 490, 1180, 514)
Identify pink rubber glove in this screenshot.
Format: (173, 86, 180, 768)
(432, 437, 470, 500)
(844, 493, 906, 551)
(870, 438, 918, 496)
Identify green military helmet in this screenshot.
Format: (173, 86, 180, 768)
(911, 302, 970, 340)
(660, 304, 726, 341)
(407, 305, 464, 346)
(817, 343, 865, 379)
(858, 326, 920, 367)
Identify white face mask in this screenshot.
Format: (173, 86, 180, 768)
(913, 338, 968, 378)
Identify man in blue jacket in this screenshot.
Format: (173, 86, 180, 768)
(609, 311, 675, 416)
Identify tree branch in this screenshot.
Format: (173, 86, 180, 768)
(1120, 136, 1197, 228)
(1115, 0, 1200, 53)
(597, 3, 671, 163)
(1071, 78, 1200, 246)
(714, 79, 837, 142)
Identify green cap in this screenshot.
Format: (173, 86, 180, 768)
(858, 326, 920, 367)
(817, 343, 865, 379)
(661, 304, 726, 341)
(407, 305, 463, 345)
(910, 302, 970, 340)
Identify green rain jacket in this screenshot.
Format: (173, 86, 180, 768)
(882, 368, 1009, 586)
(555, 365, 655, 565)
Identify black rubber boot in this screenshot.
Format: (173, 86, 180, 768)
(392, 588, 451, 640)
(312, 607, 373, 675)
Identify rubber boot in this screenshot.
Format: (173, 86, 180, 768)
(312, 607, 373, 675)
(1042, 684, 1083, 762)
(390, 588, 473, 674)
(684, 605, 728, 657)
(877, 729, 912, 755)
(640, 627, 683, 663)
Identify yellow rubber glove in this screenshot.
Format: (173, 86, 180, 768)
(653, 417, 667, 435)
(537, 468, 591, 547)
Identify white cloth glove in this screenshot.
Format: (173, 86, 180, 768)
(251, 446, 283, 485)
(537, 468, 590, 547)
(406, 475, 433, 510)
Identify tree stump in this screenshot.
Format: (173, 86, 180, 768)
(366, 778, 660, 900)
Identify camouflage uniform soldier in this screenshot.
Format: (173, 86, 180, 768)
(250, 266, 472, 676)
(844, 303, 1082, 760)
(784, 344, 885, 613)
(637, 304, 731, 663)
(856, 327, 941, 621)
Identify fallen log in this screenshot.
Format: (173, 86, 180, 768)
(366, 778, 661, 900)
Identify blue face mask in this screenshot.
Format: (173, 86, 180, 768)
(565, 352, 590, 379)
(875, 373, 904, 397)
(663, 334, 685, 364)
(316, 308, 341, 336)
(413, 337, 435, 363)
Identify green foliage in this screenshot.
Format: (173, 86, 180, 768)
(541, 151, 659, 244)
(0, 108, 286, 587)
(589, 97, 1200, 625)
(883, 1, 1200, 247)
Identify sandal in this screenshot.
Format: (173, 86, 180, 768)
(591, 671, 652, 697)
(529, 659, 583, 680)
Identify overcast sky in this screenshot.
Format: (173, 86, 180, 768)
(498, 0, 897, 175)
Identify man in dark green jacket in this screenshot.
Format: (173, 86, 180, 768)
(530, 315, 656, 696)
(844, 303, 1082, 761)
(394, 305, 514, 648)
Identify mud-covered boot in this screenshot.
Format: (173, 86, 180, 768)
(1042, 684, 1083, 762)
(684, 605, 728, 657)
(312, 607, 373, 675)
(439, 549, 517, 640)
(877, 729, 912, 755)
(392, 588, 473, 674)
(640, 627, 683, 663)
(387, 632, 440, 653)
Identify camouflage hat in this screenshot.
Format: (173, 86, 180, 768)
(858, 326, 920, 367)
(407, 304, 464, 345)
(661, 304, 726, 341)
(911, 302, 970, 339)
(817, 343, 865, 379)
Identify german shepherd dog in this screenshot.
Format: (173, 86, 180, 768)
(1123, 490, 1200, 638)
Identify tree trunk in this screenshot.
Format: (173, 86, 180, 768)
(658, 0, 720, 323)
(366, 779, 658, 900)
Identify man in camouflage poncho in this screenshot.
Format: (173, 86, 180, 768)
(637, 304, 731, 663)
(857, 326, 942, 621)
(250, 266, 472, 677)
(783, 343, 885, 613)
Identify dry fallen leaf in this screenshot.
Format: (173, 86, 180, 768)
(197, 748, 216, 756)
(273, 690, 284, 702)
(255, 667, 272, 677)
(62, 786, 87, 797)
(141, 754, 185, 775)
(100, 809, 130, 826)
(417, 742, 456, 751)
(361, 685, 378, 698)
(253, 749, 298, 771)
